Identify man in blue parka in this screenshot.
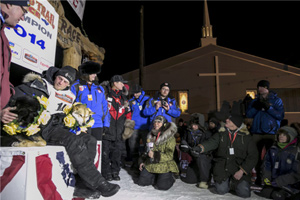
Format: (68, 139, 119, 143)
(71, 61, 110, 141)
(143, 82, 181, 125)
(246, 80, 284, 185)
(128, 84, 150, 169)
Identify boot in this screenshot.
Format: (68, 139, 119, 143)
(97, 179, 120, 197)
(198, 182, 209, 189)
(112, 173, 121, 181)
(73, 187, 101, 199)
(104, 173, 113, 181)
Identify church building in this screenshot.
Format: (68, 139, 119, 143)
(122, 0, 300, 124)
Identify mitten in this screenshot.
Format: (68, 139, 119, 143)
(190, 145, 202, 157)
(122, 119, 135, 140)
(252, 100, 263, 110)
(261, 99, 270, 110)
(180, 140, 190, 153)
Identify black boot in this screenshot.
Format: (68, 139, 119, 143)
(112, 173, 121, 181)
(104, 173, 113, 181)
(97, 179, 120, 197)
(73, 187, 101, 199)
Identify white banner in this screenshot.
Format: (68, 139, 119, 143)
(4, 0, 59, 74)
(67, 0, 86, 21)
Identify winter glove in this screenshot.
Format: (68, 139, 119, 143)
(252, 100, 263, 110)
(190, 145, 202, 157)
(180, 140, 190, 153)
(122, 119, 135, 140)
(261, 98, 270, 110)
(264, 178, 271, 186)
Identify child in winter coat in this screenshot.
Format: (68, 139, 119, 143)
(257, 126, 300, 200)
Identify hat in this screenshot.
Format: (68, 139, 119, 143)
(228, 114, 244, 128)
(131, 84, 142, 94)
(209, 117, 219, 125)
(278, 126, 298, 143)
(160, 82, 171, 90)
(2, 0, 30, 6)
(257, 80, 270, 90)
(56, 66, 77, 84)
(79, 61, 101, 75)
(154, 115, 167, 125)
(110, 75, 128, 83)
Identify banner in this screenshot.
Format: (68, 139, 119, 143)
(67, 0, 86, 21)
(5, 0, 59, 74)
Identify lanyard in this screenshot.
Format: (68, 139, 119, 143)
(228, 130, 238, 146)
(155, 132, 161, 142)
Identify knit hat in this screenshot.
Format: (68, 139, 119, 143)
(154, 115, 167, 125)
(228, 114, 244, 128)
(56, 66, 77, 84)
(2, 0, 30, 6)
(79, 61, 101, 75)
(131, 84, 142, 94)
(160, 82, 171, 90)
(209, 117, 219, 126)
(110, 75, 128, 83)
(278, 126, 298, 143)
(257, 80, 270, 90)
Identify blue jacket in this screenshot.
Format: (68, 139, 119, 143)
(246, 91, 284, 134)
(263, 139, 300, 189)
(143, 92, 181, 124)
(129, 90, 150, 130)
(71, 80, 110, 128)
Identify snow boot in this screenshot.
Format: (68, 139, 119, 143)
(198, 182, 209, 189)
(97, 179, 120, 197)
(112, 172, 121, 181)
(73, 187, 101, 199)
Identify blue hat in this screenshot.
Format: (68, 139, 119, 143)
(2, 0, 30, 6)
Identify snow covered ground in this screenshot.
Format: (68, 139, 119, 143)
(100, 167, 267, 200)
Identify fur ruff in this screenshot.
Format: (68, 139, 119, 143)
(147, 122, 177, 145)
(23, 73, 44, 84)
(219, 123, 250, 135)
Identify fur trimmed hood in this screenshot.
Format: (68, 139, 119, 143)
(23, 73, 44, 84)
(218, 123, 250, 135)
(147, 122, 177, 145)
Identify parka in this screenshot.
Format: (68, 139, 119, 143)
(142, 122, 179, 174)
(246, 91, 284, 135)
(200, 124, 258, 183)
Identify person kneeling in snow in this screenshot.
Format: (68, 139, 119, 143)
(192, 114, 258, 198)
(137, 115, 179, 190)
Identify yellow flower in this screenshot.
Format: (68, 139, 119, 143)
(37, 96, 49, 109)
(37, 110, 51, 125)
(80, 127, 88, 133)
(64, 114, 76, 128)
(87, 119, 95, 128)
(3, 123, 18, 135)
(63, 105, 73, 114)
(25, 124, 40, 136)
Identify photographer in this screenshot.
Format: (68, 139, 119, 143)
(143, 82, 181, 125)
(137, 115, 179, 190)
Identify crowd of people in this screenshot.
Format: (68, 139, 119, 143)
(1, 1, 300, 199)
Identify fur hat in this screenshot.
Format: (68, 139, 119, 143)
(257, 80, 270, 89)
(160, 82, 171, 90)
(79, 61, 101, 75)
(278, 126, 298, 143)
(110, 75, 128, 83)
(2, 0, 29, 6)
(56, 66, 77, 84)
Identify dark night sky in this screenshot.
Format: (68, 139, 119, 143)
(68, 1, 300, 80)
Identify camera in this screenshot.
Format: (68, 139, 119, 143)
(161, 99, 168, 106)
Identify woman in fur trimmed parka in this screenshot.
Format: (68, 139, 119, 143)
(137, 115, 179, 190)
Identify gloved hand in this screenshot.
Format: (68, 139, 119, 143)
(180, 140, 190, 153)
(264, 178, 271, 186)
(252, 100, 263, 110)
(190, 145, 202, 157)
(261, 98, 270, 110)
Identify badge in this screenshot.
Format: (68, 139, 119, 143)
(107, 97, 113, 102)
(97, 88, 102, 93)
(229, 148, 234, 155)
(139, 105, 143, 110)
(79, 86, 84, 91)
(88, 94, 93, 101)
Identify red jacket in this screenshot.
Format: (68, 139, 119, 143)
(0, 22, 14, 109)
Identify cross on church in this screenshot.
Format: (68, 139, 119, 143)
(198, 56, 236, 111)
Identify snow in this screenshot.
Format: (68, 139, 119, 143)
(99, 167, 267, 200)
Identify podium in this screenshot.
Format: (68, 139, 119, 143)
(0, 142, 101, 200)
